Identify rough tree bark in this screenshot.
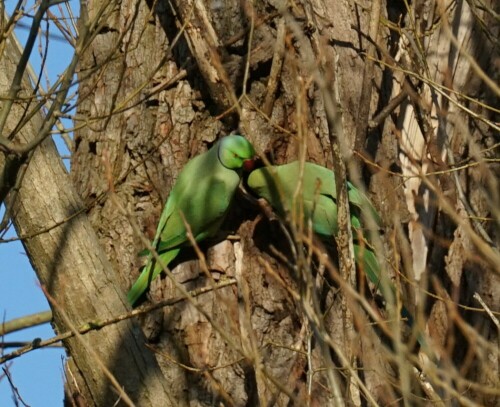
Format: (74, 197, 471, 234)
(70, 0, 499, 405)
(2, 0, 497, 405)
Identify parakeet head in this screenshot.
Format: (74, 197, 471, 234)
(247, 166, 282, 210)
(218, 135, 256, 170)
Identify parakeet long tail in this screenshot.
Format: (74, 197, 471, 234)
(355, 244, 436, 359)
(127, 248, 180, 306)
(355, 243, 411, 323)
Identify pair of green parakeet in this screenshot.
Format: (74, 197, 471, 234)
(127, 135, 387, 308)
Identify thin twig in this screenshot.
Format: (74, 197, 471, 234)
(0, 0, 51, 146)
(263, 17, 286, 116)
(42, 289, 135, 407)
(0, 280, 236, 365)
(0, 311, 52, 335)
(473, 292, 499, 329)
(2, 366, 31, 407)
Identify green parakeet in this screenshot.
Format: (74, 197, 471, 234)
(247, 161, 394, 308)
(250, 162, 435, 359)
(127, 135, 255, 306)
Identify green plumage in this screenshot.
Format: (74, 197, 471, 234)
(128, 135, 255, 305)
(247, 161, 437, 353)
(247, 161, 389, 300)
(251, 162, 437, 356)
(249, 162, 437, 356)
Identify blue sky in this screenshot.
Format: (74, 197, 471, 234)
(0, 228, 65, 406)
(1, 2, 78, 405)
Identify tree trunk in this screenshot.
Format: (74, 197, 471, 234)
(72, 0, 499, 405)
(3, 0, 498, 405)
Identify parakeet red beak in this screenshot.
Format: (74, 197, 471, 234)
(243, 158, 256, 172)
